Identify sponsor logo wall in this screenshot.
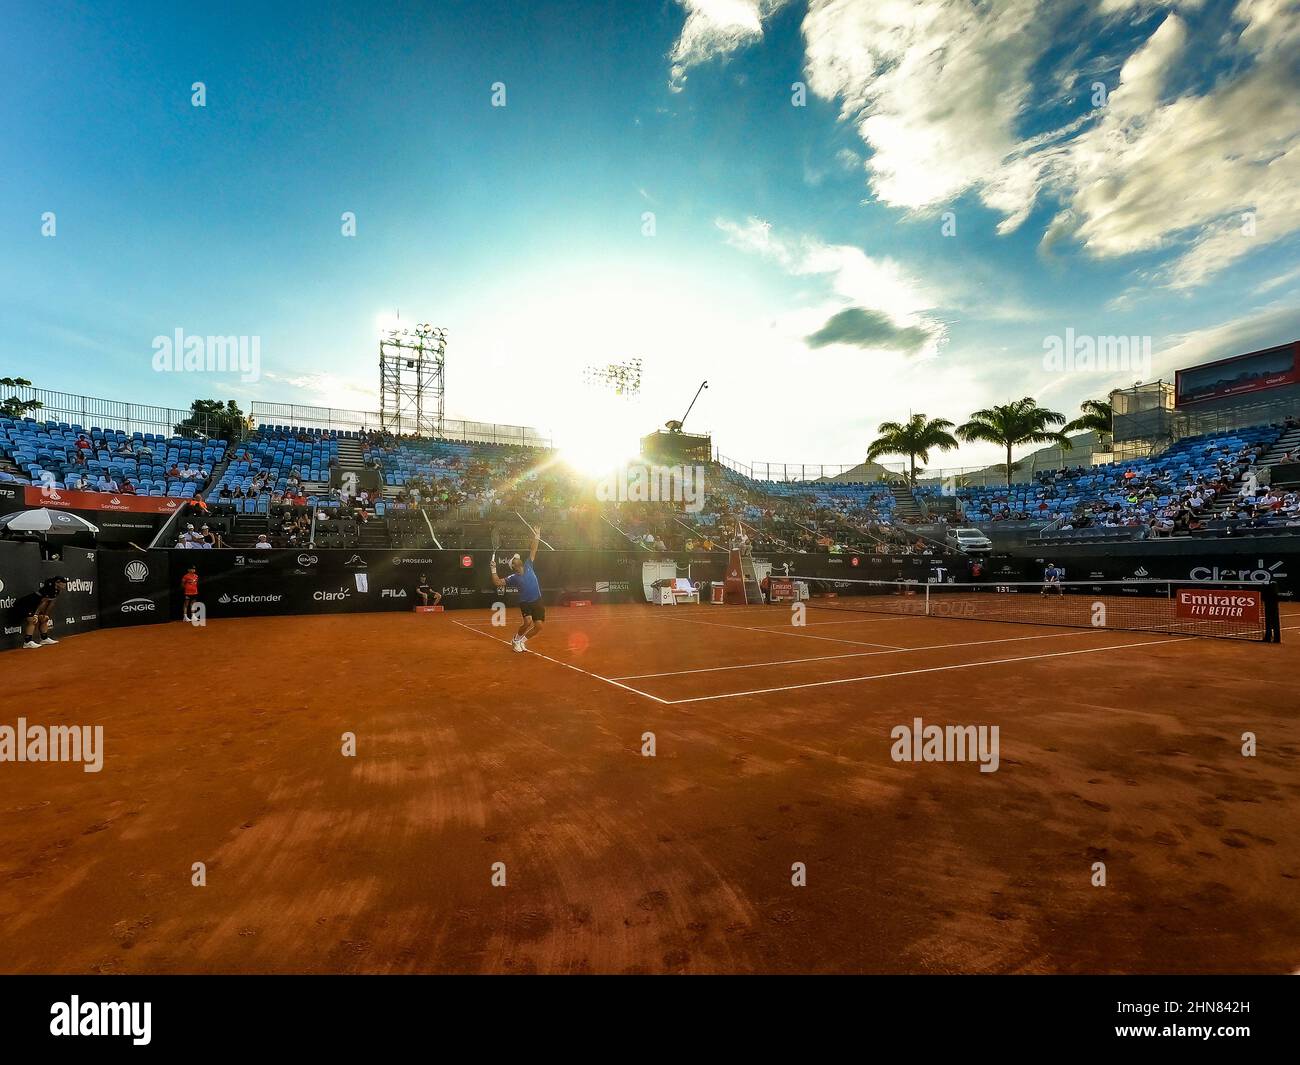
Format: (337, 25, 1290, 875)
(43, 545, 99, 637)
(0, 539, 42, 649)
(1, 543, 1288, 647)
(97, 554, 172, 628)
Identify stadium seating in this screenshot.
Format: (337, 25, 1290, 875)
(0, 417, 226, 498)
(913, 424, 1283, 527)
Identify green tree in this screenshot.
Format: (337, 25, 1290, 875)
(866, 413, 959, 484)
(1064, 398, 1113, 445)
(0, 377, 42, 420)
(174, 399, 247, 441)
(957, 397, 1071, 485)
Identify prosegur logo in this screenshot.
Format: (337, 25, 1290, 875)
(1190, 559, 1286, 583)
(125, 561, 149, 582)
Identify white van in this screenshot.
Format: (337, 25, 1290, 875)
(945, 527, 993, 553)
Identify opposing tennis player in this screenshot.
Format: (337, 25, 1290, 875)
(492, 524, 545, 652)
(1040, 562, 1064, 597)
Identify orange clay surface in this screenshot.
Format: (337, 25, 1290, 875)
(2, 602, 1298, 974)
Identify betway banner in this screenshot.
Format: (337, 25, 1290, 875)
(25, 486, 187, 514)
(44, 545, 99, 637)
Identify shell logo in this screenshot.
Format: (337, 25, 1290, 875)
(126, 561, 150, 582)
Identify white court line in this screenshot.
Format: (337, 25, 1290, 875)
(662, 635, 1194, 704)
(609, 627, 1104, 680)
(459, 610, 905, 649)
(449, 619, 672, 705)
(655, 613, 904, 650)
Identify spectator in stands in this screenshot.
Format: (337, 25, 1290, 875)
(254, 534, 272, 549)
(75, 434, 92, 453)
(95, 473, 118, 492)
(113, 440, 134, 457)
(167, 463, 181, 480)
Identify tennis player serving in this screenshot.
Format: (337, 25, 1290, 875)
(493, 523, 545, 652)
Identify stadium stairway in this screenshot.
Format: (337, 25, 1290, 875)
(1261, 424, 1300, 466)
(893, 488, 926, 523)
(336, 435, 365, 469)
(357, 519, 388, 548)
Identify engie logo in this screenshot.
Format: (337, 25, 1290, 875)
(125, 561, 149, 582)
(121, 597, 156, 613)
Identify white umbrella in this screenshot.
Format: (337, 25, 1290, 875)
(0, 508, 100, 534)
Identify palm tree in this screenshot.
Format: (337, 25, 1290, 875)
(1064, 398, 1113, 447)
(957, 397, 1071, 485)
(866, 413, 959, 484)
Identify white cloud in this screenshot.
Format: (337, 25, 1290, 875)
(716, 216, 946, 354)
(781, 0, 1300, 290)
(668, 0, 793, 91)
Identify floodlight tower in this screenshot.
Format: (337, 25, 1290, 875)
(378, 322, 447, 437)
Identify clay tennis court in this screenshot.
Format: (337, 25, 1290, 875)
(3, 601, 1299, 974)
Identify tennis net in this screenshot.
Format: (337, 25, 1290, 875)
(773, 576, 1273, 641)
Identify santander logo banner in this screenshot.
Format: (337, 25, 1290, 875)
(24, 487, 185, 514)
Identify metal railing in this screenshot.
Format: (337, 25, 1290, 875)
(250, 402, 552, 447)
(0, 384, 241, 441)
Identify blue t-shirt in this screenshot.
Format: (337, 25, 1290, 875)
(506, 560, 542, 603)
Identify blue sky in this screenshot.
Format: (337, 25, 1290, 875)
(2, 0, 1298, 472)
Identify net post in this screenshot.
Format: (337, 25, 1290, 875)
(925, 584, 931, 617)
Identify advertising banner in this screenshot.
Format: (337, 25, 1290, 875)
(24, 486, 188, 515)
(42, 545, 99, 638)
(97, 553, 172, 628)
(0, 539, 43, 649)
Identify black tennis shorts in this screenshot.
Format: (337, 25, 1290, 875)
(520, 599, 546, 621)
